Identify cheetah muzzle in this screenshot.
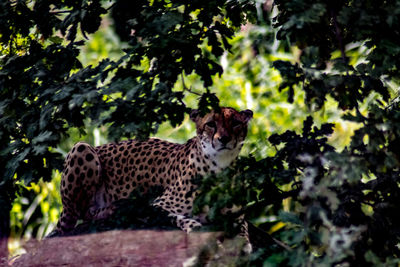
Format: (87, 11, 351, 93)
(56, 107, 253, 234)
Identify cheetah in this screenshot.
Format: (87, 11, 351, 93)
(56, 107, 253, 234)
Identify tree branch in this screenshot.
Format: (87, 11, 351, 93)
(330, 9, 347, 64)
(181, 74, 201, 96)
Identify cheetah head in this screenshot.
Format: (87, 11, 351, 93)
(190, 107, 253, 169)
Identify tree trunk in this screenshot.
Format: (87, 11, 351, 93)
(0, 213, 10, 259)
(0, 185, 12, 259)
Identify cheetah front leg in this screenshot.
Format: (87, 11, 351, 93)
(168, 214, 203, 233)
(152, 195, 202, 233)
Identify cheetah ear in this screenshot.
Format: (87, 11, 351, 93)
(190, 109, 200, 122)
(240, 109, 253, 123)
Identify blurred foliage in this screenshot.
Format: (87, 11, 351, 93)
(1, 0, 400, 266)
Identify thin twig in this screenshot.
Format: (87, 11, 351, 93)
(386, 92, 400, 110)
(181, 74, 201, 96)
(49, 10, 72, 15)
(106, 3, 116, 11)
(247, 221, 293, 251)
(330, 9, 347, 64)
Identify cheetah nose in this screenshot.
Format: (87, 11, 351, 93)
(218, 135, 231, 145)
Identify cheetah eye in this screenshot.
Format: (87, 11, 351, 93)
(205, 121, 217, 129)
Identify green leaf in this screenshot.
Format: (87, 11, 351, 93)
(278, 211, 302, 225)
(32, 131, 54, 144)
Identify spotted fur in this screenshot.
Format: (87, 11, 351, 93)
(56, 107, 253, 233)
